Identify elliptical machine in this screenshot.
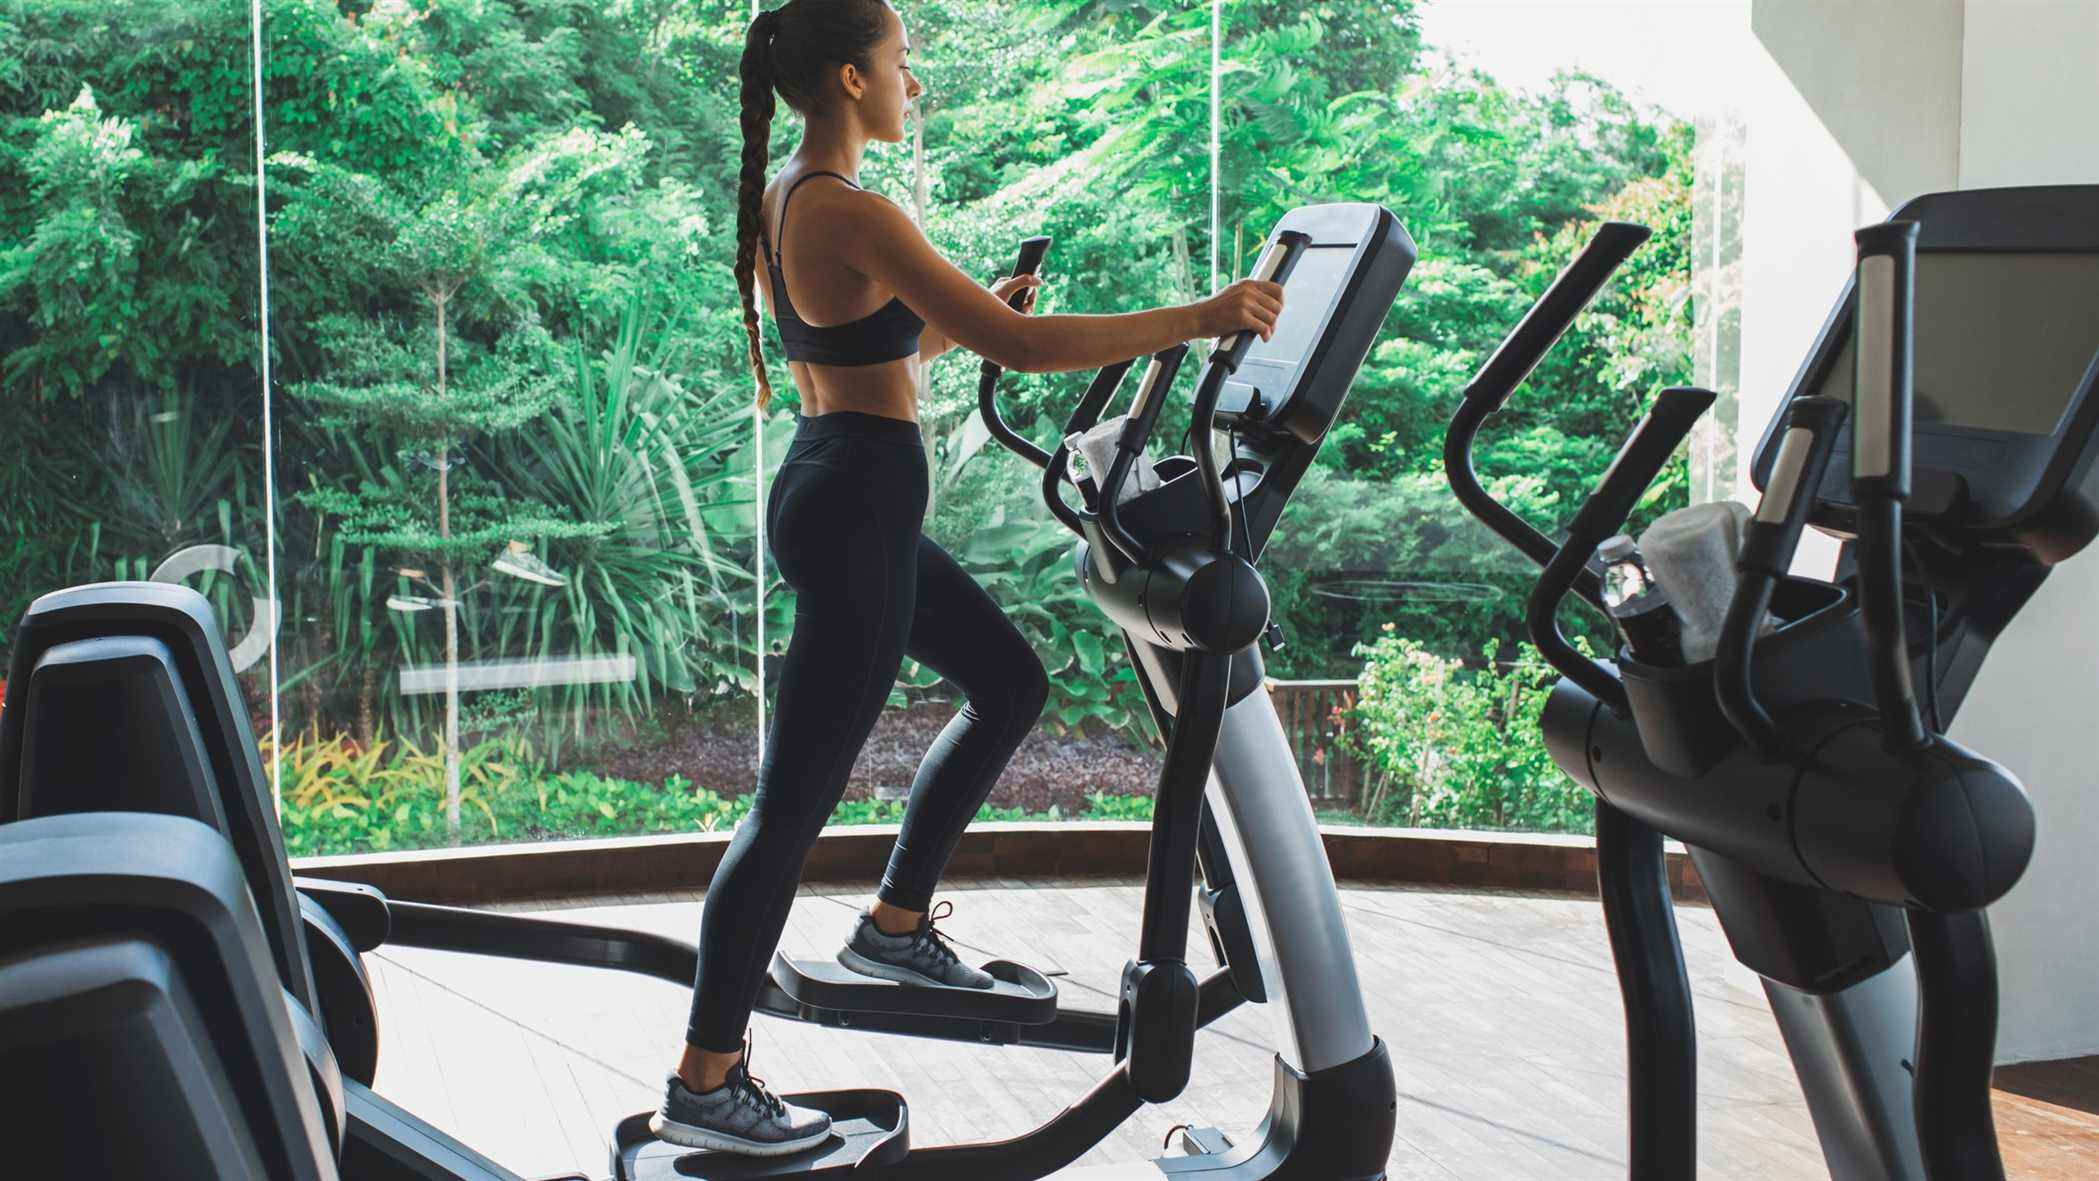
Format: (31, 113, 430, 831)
(0, 204, 1416, 1180)
(1446, 184, 2099, 1179)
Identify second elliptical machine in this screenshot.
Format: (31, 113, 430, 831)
(1447, 184, 2099, 1179)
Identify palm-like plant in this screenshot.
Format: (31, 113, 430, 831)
(494, 295, 761, 746)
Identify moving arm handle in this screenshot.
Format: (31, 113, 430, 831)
(1181, 231, 1311, 554)
(1850, 221, 1931, 751)
(1041, 358, 1138, 536)
(1527, 386, 1716, 713)
(1466, 221, 1652, 412)
(979, 235, 1056, 470)
(1099, 346, 1192, 563)
(1444, 222, 1651, 608)
(1716, 396, 1848, 757)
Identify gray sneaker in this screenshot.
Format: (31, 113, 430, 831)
(837, 900, 996, 990)
(648, 1044, 832, 1157)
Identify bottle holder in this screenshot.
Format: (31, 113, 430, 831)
(1615, 577, 1872, 777)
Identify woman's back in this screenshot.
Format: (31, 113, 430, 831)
(757, 167, 925, 420)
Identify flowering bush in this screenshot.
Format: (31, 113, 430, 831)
(1346, 631, 1592, 834)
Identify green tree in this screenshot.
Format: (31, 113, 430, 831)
(272, 136, 637, 834)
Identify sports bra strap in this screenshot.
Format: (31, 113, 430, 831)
(770, 170, 858, 265)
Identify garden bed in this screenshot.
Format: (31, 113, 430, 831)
(577, 700, 1159, 815)
(274, 700, 1163, 858)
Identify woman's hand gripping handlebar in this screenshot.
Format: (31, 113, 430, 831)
(1164, 232, 1311, 560)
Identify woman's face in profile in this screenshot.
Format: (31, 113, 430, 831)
(854, 4, 922, 143)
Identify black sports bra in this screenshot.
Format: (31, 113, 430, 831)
(764, 171, 925, 366)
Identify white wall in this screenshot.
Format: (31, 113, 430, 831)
(1749, 0, 1965, 207)
(1738, 1, 1963, 570)
(1747, 0, 2099, 1063)
(1943, 0, 2099, 1065)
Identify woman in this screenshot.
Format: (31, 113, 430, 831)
(654, 0, 1283, 1156)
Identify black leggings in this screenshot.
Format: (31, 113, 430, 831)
(686, 411, 1050, 1052)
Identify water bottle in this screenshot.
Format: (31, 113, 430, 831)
(1063, 432, 1101, 508)
(1599, 535, 1687, 666)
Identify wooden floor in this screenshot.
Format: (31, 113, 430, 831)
(364, 879, 2099, 1179)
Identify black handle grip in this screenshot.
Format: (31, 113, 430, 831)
(1567, 386, 1717, 544)
(1213, 231, 1312, 374)
(1529, 386, 1715, 713)
(1850, 221, 1919, 501)
(1849, 220, 1928, 751)
(1740, 396, 1847, 576)
(1041, 359, 1138, 536)
(1466, 221, 1651, 410)
(1718, 395, 1848, 758)
(979, 235, 1056, 470)
(1100, 345, 1192, 562)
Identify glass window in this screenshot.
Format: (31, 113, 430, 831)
(260, 0, 765, 855)
(1, 1, 272, 733)
(1229, 0, 1738, 833)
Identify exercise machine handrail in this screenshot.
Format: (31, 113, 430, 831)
(1444, 221, 1649, 610)
(1040, 358, 1135, 535)
(1169, 230, 1312, 555)
(1097, 344, 1192, 561)
(988, 232, 1314, 565)
(1716, 395, 1847, 757)
(1849, 220, 1931, 751)
(977, 236, 1056, 471)
(1525, 385, 1716, 714)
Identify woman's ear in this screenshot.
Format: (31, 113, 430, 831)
(837, 61, 866, 102)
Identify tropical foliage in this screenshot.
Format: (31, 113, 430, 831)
(2, 0, 1696, 846)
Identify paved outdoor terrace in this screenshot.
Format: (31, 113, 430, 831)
(365, 877, 2099, 1179)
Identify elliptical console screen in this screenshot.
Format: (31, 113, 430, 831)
(1753, 185, 2099, 562)
(1242, 246, 1352, 372)
(1808, 251, 2099, 435)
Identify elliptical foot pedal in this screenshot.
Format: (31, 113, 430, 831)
(769, 953, 1058, 1024)
(612, 1089, 907, 1180)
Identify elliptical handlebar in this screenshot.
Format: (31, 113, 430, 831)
(1849, 220, 1931, 751)
(1444, 222, 1652, 609)
(1526, 386, 1716, 714)
(1716, 395, 1848, 757)
(1041, 358, 1138, 536)
(1178, 231, 1313, 555)
(1098, 346, 1192, 562)
(1465, 221, 1653, 411)
(982, 230, 1313, 566)
(979, 236, 1057, 471)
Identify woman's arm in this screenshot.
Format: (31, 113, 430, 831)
(920, 274, 1040, 362)
(839, 192, 1280, 374)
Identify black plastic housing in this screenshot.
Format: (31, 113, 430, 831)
(1547, 681, 2036, 912)
(1, 582, 319, 1014)
(1076, 540, 1270, 654)
(1749, 185, 2099, 564)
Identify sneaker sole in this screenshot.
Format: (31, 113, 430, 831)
(647, 1112, 832, 1157)
(837, 946, 992, 990)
